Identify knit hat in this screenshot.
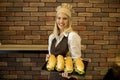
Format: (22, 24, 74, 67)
(56, 3, 74, 17)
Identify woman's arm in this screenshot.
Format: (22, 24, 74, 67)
(68, 31, 82, 59)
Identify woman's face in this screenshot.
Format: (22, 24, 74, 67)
(56, 13, 69, 32)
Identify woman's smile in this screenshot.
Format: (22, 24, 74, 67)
(56, 13, 69, 31)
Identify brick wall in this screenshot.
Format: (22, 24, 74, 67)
(0, 0, 120, 80)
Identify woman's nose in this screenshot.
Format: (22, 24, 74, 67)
(59, 19, 64, 23)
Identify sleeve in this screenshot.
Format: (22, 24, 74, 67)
(68, 32, 82, 59)
(48, 34, 54, 55)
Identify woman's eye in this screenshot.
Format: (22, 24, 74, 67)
(63, 18, 67, 20)
(57, 17, 61, 20)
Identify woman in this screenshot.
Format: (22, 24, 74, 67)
(46, 3, 82, 80)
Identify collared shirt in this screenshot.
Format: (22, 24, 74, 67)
(48, 31, 82, 59)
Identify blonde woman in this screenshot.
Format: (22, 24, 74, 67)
(46, 3, 82, 80)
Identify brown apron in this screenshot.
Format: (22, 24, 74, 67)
(49, 36, 69, 80)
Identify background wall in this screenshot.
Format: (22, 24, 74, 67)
(0, 0, 120, 80)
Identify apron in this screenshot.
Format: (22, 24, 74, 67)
(49, 36, 69, 80)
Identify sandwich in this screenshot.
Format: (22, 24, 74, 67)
(46, 54, 57, 71)
(74, 57, 85, 75)
(56, 55, 65, 71)
(64, 56, 73, 73)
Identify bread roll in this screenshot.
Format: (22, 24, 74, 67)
(64, 56, 73, 73)
(74, 57, 85, 75)
(56, 55, 65, 71)
(46, 54, 56, 71)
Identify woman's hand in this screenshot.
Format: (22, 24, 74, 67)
(61, 72, 71, 79)
(46, 54, 50, 61)
(61, 72, 78, 80)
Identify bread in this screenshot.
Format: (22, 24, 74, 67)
(64, 56, 73, 73)
(56, 55, 65, 71)
(74, 57, 85, 75)
(46, 54, 57, 71)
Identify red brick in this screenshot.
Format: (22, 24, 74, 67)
(31, 12, 45, 16)
(0, 22, 14, 26)
(32, 31, 47, 35)
(16, 31, 31, 35)
(94, 40, 109, 44)
(94, 22, 108, 26)
(14, 3, 29, 7)
(25, 35, 40, 39)
(86, 17, 100, 21)
(15, 21, 29, 26)
(3, 75, 17, 79)
(25, 26, 39, 30)
(87, 26, 102, 31)
(17, 40, 32, 44)
(86, 8, 101, 12)
(46, 21, 54, 26)
(0, 2, 13, 6)
(0, 17, 6, 21)
(105, 0, 119, 3)
(10, 36, 24, 40)
(39, 7, 55, 11)
(7, 7, 22, 11)
(39, 17, 54, 21)
(40, 26, 53, 30)
(24, 0, 39, 2)
(93, 13, 109, 17)
(23, 7, 38, 12)
(16, 58, 31, 62)
(104, 36, 118, 40)
(78, 3, 92, 7)
(78, 22, 93, 26)
(33, 40, 47, 44)
(23, 17, 38, 21)
(41, 0, 56, 2)
(9, 26, 24, 30)
(2, 40, 16, 44)
(10, 71, 24, 75)
(89, 0, 104, 3)
(73, 0, 89, 3)
(56, 0, 72, 2)
(30, 21, 45, 26)
(23, 62, 36, 66)
(0, 62, 7, 66)
(93, 4, 108, 8)
(15, 12, 30, 16)
(0, 26, 9, 30)
(89, 36, 102, 40)
(46, 12, 56, 16)
(109, 4, 120, 8)
(73, 26, 86, 31)
(109, 22, 120, 26)
(78, 13, 92, 17)
(7, 17, 22, 21)
(102, 17, 116, 21)
(0, 31, 16, 36)
(102, 8, 117, 12)
(92, 58, 106, 62)
(0, 7, 6, 11)
(30, 3, 44, 7)
(103, 27, 118, 31)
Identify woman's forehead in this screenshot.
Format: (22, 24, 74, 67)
(57, 12, 68, 18)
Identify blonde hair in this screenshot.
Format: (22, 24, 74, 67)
(53, 3, 74, 39)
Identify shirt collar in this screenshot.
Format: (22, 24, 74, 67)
(63, 32, 69, 37)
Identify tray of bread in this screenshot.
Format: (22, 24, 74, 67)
(42, 54, 88, 76)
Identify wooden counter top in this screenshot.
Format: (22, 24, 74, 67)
(0, 45, 48, 51)
(0, 45, 86, 51)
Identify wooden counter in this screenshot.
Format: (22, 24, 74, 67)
(0, 45, 48, 51)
